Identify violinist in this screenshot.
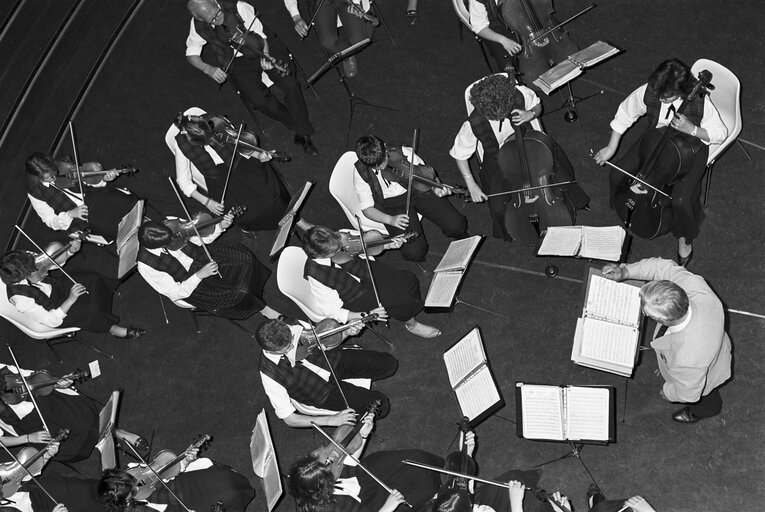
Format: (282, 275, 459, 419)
(0, 242, 146, 340)
(136, 213, 281, 320)
(256, 316, 396, 428)
(283, 0, 375, 78)
(450, 74, 589, 241)
(354, 135, 469, 262)
(185, 0, 318, 155)
(25, 153, 138, 242)
(288, 412, 444, 512)
(467, 0, 521, 72)
(594, 58, 727, 266)
(302, 225, 441, 338)
(170, 108, 292, 234)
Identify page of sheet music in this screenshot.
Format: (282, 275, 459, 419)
(579, 226, 625, 262)
(443, 328, 485, 387)
(434, 236, 481, 272)
(568, 41, 620, 67)
(520, 384, 564, 440)
(580, 317, 638, 367)
(565, 387, 610, 441)
(425, 271, 463, 308)
(455, 366, 501, 421)
(585, 274, 641, 326)
(251, 409, 283, 512)
(537, 226, 582, 256)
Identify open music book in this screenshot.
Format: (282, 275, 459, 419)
(96, 390, 120, 470)
(116, 199, 145, 279)
(250, 409, 282, 512)
(571, 268, 642, 377)
(270, 181, 313, 258)
(516, 382, 615, 443)
(443, 327, 503, 424)
(425, 235, 482, 308)
(533, 41, 621, 94)
(538, 225, 625, 262)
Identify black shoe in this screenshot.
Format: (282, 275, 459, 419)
(672, 406, 712, 424)
(677, 248, 694, 267)
(406, 9, 417, 25)
(294, 135, 319, 156)
(237, 225, 257, 240)
(123, 328, 147, 340)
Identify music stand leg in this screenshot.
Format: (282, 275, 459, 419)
(372, 2, 396, 47)
(454, 296, 510, 319)
(336, 70, 397, 147)
(368, 326, 394, 347)
(232, 84, 267, 135)
(543, 82, 604, 122)
(534, 442, 601, 489)
(622, 377, 629, 424)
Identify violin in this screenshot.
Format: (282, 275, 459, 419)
(497, 119, 576, 243)
(0, 429, 69, 497)
(206, 115, 291, 162)
(162, 205, 246, 251)
(330, 230, 418, 265)
(381, 148, 470, 198)
(442, 417, 478, 493)
(128, 434, 212, 500)
(312, 400, 381, 479)
(1, 368, 92, 405)
(53, 163, 138, 189)
(226, 25, 290, 77)
(611, 70, 712, 239)
(29, 229, 90, 283)
(341, 0, 380, 26)
(500, 0, 579, 82)
(295, 314, 379, 361)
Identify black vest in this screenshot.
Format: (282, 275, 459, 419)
(6, 277, 67, 311)
(174, 129, 237, 196)
(192, 0, 264, 67)
(643, 85, 705, 132)
(303, 259, 367, 304)
(136, 245, 208, 283)
(27, 182, 88, 232)
(259, 351, 340, 406)
(353, 146, 410, 210)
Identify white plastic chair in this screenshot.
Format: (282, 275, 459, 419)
(690, 59, 746, 205)
(276, 247, 325, 322)
(328, 152, 390, 234)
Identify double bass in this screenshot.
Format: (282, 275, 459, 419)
(611, 70, 713, 239)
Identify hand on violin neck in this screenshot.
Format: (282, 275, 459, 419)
(183, 446, 200, 467)
(55, 378, 74, 389)
(359, 412, 375, 438)
(220, 212, 234, 230)
(259, 58, 274, 71)
(432, 185, 451, 197)
(384, 236, 406, 251)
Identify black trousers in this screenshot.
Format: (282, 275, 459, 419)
(382, 192, 468, 262)
(311, 0, 374, 54)
(320, 349, 398, 418)
(688, 387, 723, 417)
(482, 22, 517, 72)
(343, 259, 423, 321)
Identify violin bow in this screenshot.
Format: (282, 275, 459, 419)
(220, 123, 244, 205)
(14, 225, 82, 290)
(403, 129, 417, 222)
(590, 151, 672, 199)
(0, 439, 58, 505)
(166, 178, 222, 279)
(353, 216, 385, 321)
(312, 423, 412, 508)
(7, 345, 51, 434)
(121, 440, 193, 512)
(302, 0, 330, 39)
(67, 120, 86, 200)
(308, 323, 350, 409)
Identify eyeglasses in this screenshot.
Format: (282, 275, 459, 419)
(205, 6, 222, 24)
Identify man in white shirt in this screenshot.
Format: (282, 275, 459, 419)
(467, 0, 521, 72)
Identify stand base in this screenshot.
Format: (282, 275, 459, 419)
(454, 296, 510, 319)
(534, 442, 601, 489)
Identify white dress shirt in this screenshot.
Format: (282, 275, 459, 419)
(352, 147, 424, 210)
(8, 278, 68, 328)
(306, 257, 365, 323)
(468, 0, 499, 34)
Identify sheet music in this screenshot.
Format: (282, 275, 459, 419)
(579, 226, 625, 261)
(537, 226, 582, 256)
(443, 328, 485, 387)
(580, 317, 638, 367)
(250, 409, 283, 512)
(568, 41, 620, 67)
(434, 236, 482, 272)
(533, 41, 619, 94)
(425, 271, 462, 308)
(565, 387, 611, 441)
(270, 182, 313, 258)
(454, 366, 501, 421)
(519, 384, 564, 440)
(585, 275, 641, 326)
(96, 391, 120, 470)
(117, 199, 144, 279)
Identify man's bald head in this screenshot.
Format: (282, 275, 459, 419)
(187, 0, 216, 18)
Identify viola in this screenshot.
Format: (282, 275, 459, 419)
(1, 368, 92, 405)
(226, 25, 290, 77)
(380, 148, 470, 198)
(312, 400, 381, 479)
(442, 417, 478, 493)
(610, 70, 712, 240)
(128, 434, 212, 500)
(497, 121, 576, 243)
(330, 230, 418, 265)
(0, 429, 69, 497)
(29, 229, 90, 282)
(295, 314, 379, 361)
(54, 163, 138, 189)
(162, 205, 246, 251)
(207, 115, 291, 162)
(500, 0, 579, 82)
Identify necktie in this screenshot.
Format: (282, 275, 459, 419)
(655, 324, 669, 339)
(665, 104, 676, 120)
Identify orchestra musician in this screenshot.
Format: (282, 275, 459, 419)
(185, 0, 319, 155)
(25, 153, 138, 242)
(136, 213, 281, 321)
(170, 107, 291, 234)
(0, 241, 146, 340)
(288, 412, 444, 512)
(284, 0, 375, 78)
(601, 258, 732, 424)
(594, 58, 727, 266)
(301, 225, 441, 338)
(353, 135, 469, 262)
(450, 74, 588, 241)
(466, 0, 521, 72)
(582, 485, 659, 512)
(255, 316, 397, 428)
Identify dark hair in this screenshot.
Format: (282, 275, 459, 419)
(302, 226, 342, 259)
(0, 251, 36, 285)
(138, 221, 174, 250)
(98, 469, 137, 512)
(647, 58, 694, 99)
(469, 75, 522, 120)
(355, 135, 387, 167)
(288, 455, 337, 512)
(255, 319, 293, 352)
(430, 489, 472, 512)
(25, 152, 58, 184)
(175, 112, 213, 146)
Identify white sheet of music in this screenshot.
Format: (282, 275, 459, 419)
(117, 199, 144, 279)
(579, 226, 625, 261)
(443, 328, 484, 387)
(520, 384, 565, 440)
(434, 235, 481, 272)
(425, 271, 462, 308)
(250, 409, 283, 512)
(455, 366, 501, 421)
(538, 226, 582, 256)
(580, 317, 637, 366)
(585, 274, 641, 326)
(565, 387, 610, 441)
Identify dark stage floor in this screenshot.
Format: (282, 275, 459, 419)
(0, 1, 763, 511)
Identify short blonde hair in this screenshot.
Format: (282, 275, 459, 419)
(639, 280, 689, 323)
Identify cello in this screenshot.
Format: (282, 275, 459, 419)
(611, 70, 713, 239)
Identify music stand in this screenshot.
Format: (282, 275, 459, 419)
(116, 199, 144, 280)
(544, 82, 605, 123)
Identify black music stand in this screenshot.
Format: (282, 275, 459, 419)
(542, 81, 605, 123)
